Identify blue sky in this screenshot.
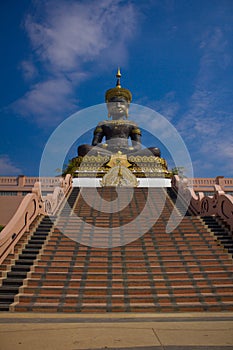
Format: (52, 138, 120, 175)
(0, 0, 232, 177)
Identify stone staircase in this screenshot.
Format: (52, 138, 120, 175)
(202, 216, 233, 255)
(0, 187, 232, 313)
(0, 215, 55, 311)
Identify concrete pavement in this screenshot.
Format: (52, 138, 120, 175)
(0, 312, 233, 350)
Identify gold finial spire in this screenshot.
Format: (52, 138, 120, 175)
(116, 67, 121, 88)
(105, 68, 132, 102)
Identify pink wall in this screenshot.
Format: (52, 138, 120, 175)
(0, 176, 63, 226)
(0, 196, 23, 226)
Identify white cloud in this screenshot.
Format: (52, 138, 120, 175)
(24, 0, 137, 72)
(12, 77, 77, 127)
(14, 0, 138, 126)
(150, 92, 180, 121)
(199, 27, 230, 70)
(20, 60, 38, 80)
(176, 26, 233, 176)
(135, 91, 180, 121)
(0, 155, 22, 176)
(191, 140, 233, 178)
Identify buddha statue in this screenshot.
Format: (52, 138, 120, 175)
(78, 69, 161, 158)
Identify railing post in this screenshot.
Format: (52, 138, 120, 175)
(17, 175, 26, 187)
(215, 176, 225, 190)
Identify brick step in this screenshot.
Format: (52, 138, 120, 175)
(0, 264, 9, 272)
(12, 303, 232, 314)
(44, 237, 225, 243)
(6, 270, 29, 278)
(16, 295, 233, 311)
(33, 264, 232, 273)
(0, 294, 15, 304)
(15, 294, 233, 306)
(17, 255, 38, 261)
(12, 300, 233, 313)
(20, 284, 233, 296)
(43, 232, 222, 238)
(11, 265, 32, 272)
(2, 278, 25, 286)
(40, 244, 227, 252)
(32, 230, 51, 234)
(56, 219, 208, 226)
(42, 237, 225, 244)
(28, 239, 48, 245)
(48, 225, 218, 231)
(37, 253, 228, 261)
(37, 245, 230, 253)
(28, 270, 232, 280)
(63, 214, 196, 218)
(50, 223, 218, 228)
(14, 258, 39, 265)
(30, 278, 232, 290)
(0, 304, 11, 312)
(31, 265, 232, 274)
(0, 285, 20, 294)
(20, 247, 41, 254)
(58, 220, 204, 226)
(39, 251, 228, 259)
(32, 228, 51, 239)
(34, 263, 231, 272)
(25, 242, 43, 251)
(43, 232, 224, 239)
(44, 249, 227, 257)
(26, 277, 233, 287)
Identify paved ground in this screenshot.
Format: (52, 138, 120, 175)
(0, 312, 233, 350)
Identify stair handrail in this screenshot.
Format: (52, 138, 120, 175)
(0, 193, 41, 264)
(34, 174, 72, 215)
(0, 174, 72, 264)
(172, 175, 233, 232)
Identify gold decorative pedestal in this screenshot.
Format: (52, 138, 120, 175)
(100, 165, 139, 187)
(64, 153, 172, 181)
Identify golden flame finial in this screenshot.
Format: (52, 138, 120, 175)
(116, 67, 121, 88)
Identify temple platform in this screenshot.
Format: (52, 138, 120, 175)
(72, 177, 171, 187)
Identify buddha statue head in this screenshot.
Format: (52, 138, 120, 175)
(105, 68, 132, 120)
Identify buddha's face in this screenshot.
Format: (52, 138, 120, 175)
(107, 96, 129, 119)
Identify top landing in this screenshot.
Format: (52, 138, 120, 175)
(72, 177, 171, 187)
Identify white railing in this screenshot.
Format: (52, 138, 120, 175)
(172, 175, 233, 232)
(0, 174, 72, 264)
